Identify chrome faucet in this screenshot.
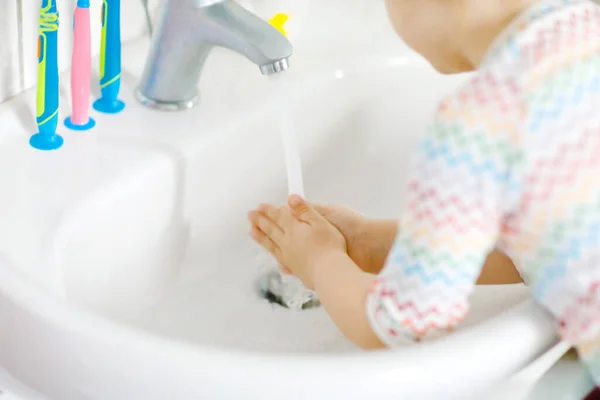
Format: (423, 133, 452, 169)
(136, 0, 293, 111)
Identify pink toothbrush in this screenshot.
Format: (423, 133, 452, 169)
(65, 0, 95, 131)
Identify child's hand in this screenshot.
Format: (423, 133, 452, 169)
(312, 205, 393, 274)
(248, 195, 346, 289)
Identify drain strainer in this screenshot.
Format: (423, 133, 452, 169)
(256, 269, 321, 310)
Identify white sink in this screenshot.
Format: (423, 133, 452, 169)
(0, 2, 562, 399)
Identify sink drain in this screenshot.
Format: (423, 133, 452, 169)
(256, 270, 321, 310)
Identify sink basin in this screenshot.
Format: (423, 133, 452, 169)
(0, 1, 560, 399)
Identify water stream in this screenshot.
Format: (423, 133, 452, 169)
(256, 72, 320, 310)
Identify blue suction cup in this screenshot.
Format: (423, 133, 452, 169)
(93, 97, 125, 114)
(29, 133, 64, 151)
(64, 116, 96, 131)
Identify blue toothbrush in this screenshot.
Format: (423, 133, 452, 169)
(93, 0, 125, 113)
(30, 0, 64, 151)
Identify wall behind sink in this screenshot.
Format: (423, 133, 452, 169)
(0, 0, 162, 104)
(4, 0, 599, 105)
(0, 0, 283, 105)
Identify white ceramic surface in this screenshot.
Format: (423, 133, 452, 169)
(0, 1, 571, 399)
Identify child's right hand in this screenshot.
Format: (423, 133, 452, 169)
(305, 204, 398, 275)
(311, 205, 373, 271)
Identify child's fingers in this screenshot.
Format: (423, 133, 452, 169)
(258, 203, 295, 228)
(313, 204, 334, 216)
(248, 210, 283, 241)
(288, 195, 323, 225)
(250, 226, 283, 260)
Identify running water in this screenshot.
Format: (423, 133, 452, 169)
(256, 72, 320, 310)
(270, 72, 305, 198)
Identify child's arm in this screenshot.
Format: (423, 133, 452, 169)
(476, 248, 523, 285)
(361, 219, 522, 284)
(364, 97, 518, 343)
(358, 218, 399, 274)
(310, 190, 504, 348)
(310, 220, 521, 349)
(326, 77, 520, 346)
(316, 208, 522, 283)
(311, 251, 384, 349)
(308, 186, 505, 349)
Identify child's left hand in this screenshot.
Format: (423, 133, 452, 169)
(248, 195, 347, 289)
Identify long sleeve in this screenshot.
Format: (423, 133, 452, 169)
(492, 0, 600, 381)
(516, 45, 600, 383)
(366, 73, 523, 345)
(519, 108, 600, 383)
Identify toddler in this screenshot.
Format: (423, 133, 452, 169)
(248, 0, 600, 383)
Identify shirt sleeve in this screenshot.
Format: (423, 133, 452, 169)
(367, 76, 521, 345)
(524, 151, 600, 384)
(562, 292, 600, 385)
(522, 124, 600, 383)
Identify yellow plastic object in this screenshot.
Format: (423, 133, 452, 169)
(269, 13, 289, 37)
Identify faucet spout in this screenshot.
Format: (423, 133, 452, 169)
(136, 0, 293, 111)
(205, 2, 292, 73)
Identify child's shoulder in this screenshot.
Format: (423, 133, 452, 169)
(484, 0, 600, 89)
(435, 71, 522, 126)
(437, 0, 600, 126)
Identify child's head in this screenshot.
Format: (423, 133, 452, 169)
(384, 0, 538, 74)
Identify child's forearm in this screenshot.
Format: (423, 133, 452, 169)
(310, 242, 520, 350)
(476, 248, 523, 285)
(312, 250, 386, 350)
(360, 219, 398, 274)
(364, 218, 522, 284)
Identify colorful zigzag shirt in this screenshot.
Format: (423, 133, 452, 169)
(367, 0, 600, 382)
